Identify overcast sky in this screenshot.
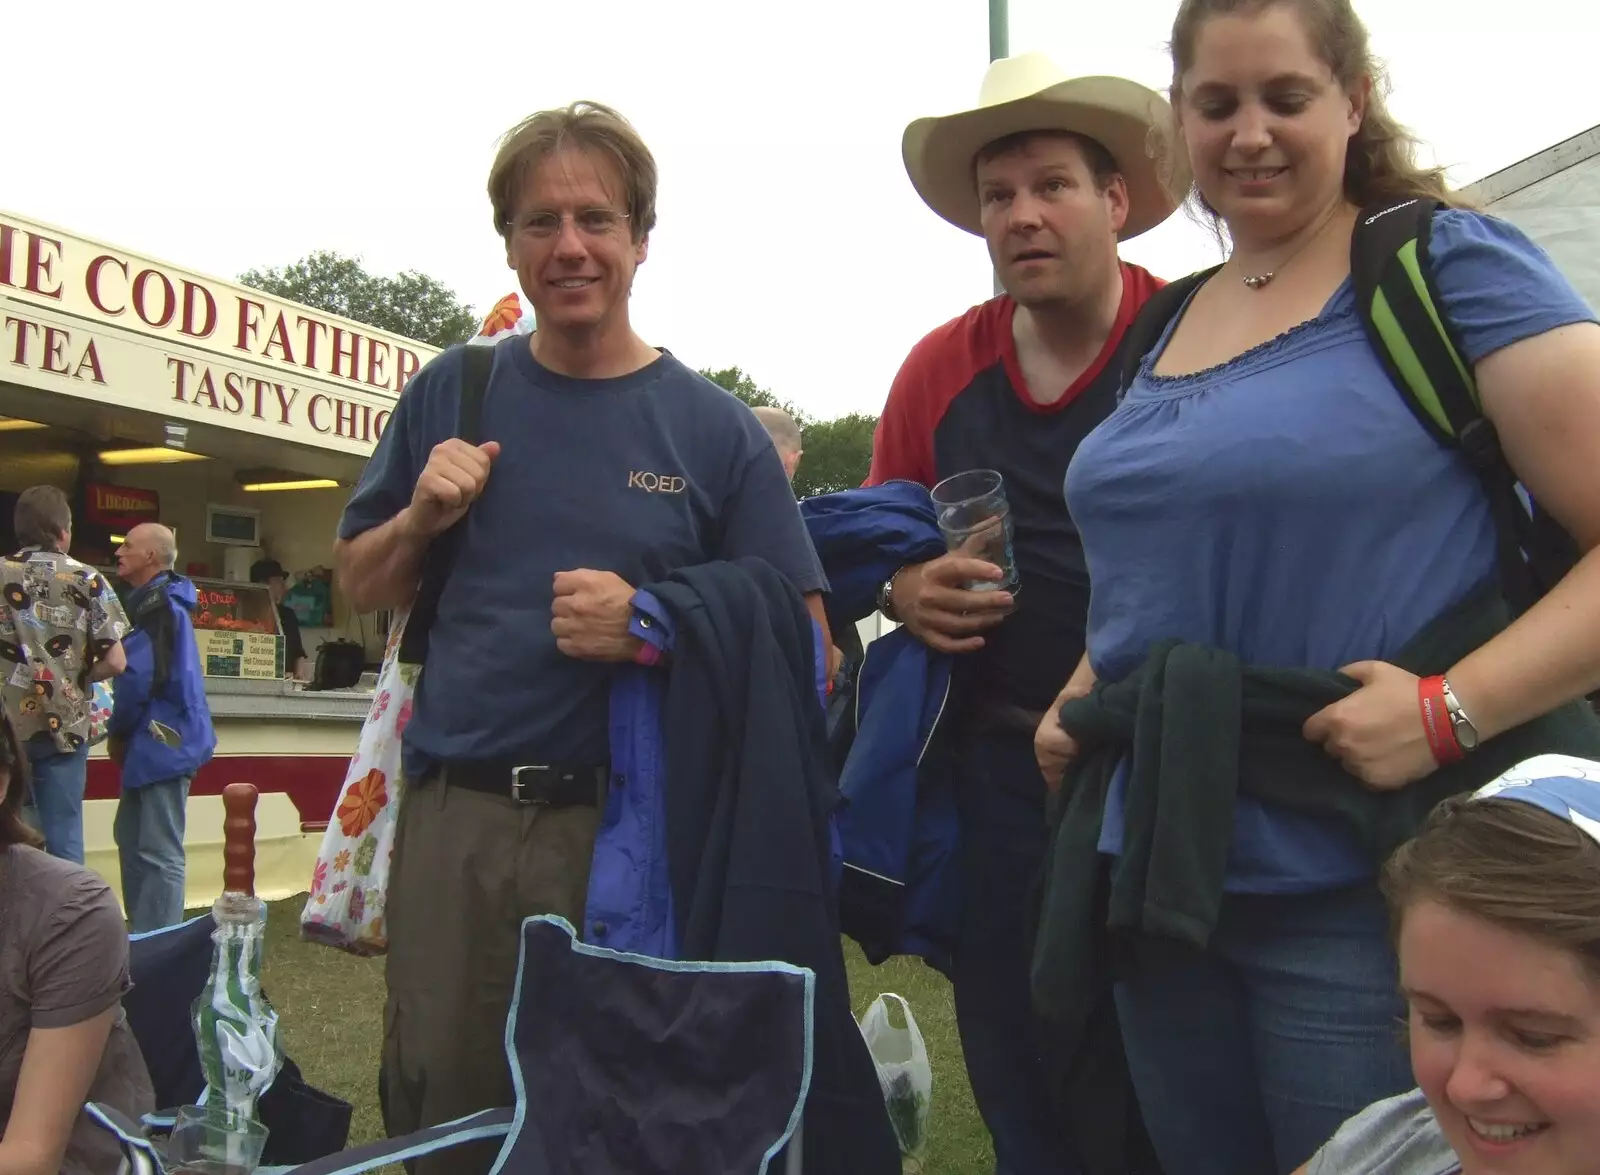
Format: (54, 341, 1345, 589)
(9, 0, 1596, 420)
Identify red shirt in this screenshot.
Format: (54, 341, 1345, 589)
(867, 262, 1164, 709)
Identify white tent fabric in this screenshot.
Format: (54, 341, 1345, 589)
(1480, 152, 1600, 314)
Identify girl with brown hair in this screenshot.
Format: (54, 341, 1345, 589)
(1300, 755, 1600, 1173)
(0, 714, 152, 1173)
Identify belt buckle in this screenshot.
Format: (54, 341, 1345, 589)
(510, 764, 553, 807)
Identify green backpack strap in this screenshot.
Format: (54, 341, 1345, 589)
(1348, 198, 1500, 461)
(1350, 198, 1557, 610)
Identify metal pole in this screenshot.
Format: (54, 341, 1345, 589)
(989, 0, 1008, 61)
(989, 0, 1009, 297)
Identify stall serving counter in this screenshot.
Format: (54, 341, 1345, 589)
(85, 578, 375, 909)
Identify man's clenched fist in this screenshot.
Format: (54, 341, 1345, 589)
(403, 439, 501, 538)
(552, 570, 640, 662)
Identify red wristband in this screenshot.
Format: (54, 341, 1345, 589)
(1418, 675, 1463, 766)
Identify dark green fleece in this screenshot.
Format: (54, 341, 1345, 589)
(1031, 581, 1600, 1038)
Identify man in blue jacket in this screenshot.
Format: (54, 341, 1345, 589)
(110, 523, 217, 932)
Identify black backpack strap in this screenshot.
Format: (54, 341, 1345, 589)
(456, 341, 492, 442)
(1117, 268, 1217, 397)
(1351, 198, 1549, 609)
(396, 344, 495, 664)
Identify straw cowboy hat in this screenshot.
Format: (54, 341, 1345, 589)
(902, 52, 1188, 240)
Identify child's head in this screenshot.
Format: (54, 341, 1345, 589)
(1384, 758, 1600, 1173)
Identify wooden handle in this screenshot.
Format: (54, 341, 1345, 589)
(222, 782, 259, 897)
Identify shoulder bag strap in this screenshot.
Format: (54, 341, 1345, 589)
(1116, 268, 1218, 398)
(396, 344, 496, 665)
(1352, 197, 1542, 609)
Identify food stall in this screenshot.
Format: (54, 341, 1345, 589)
(0, 207, 440, 907)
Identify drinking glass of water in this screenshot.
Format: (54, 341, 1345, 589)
(166, 1104, 269, 1174)
(931, 469, 1018, 594)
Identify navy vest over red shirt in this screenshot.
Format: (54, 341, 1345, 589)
(867, 264, 1163, 711)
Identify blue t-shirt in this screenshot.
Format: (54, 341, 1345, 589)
(337, 337, 828, 770)
(1066, 210, 1597, 893)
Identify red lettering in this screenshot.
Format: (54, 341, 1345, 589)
(296, 316, 327, 370)
(41, 326, 70, 374)
(330, 328, 360, 380)
(86, 255, 128, 315)
(72, 340, 105, 384)
(246, 377, 271, 420)
(334, 397, 358, 438)
(374, 409, 391, 439)
(273, 383, 299, 425)
(92, 487, 155, 514)
(262, 313, 296, 364)
(193, 368, 221, 410)
(132, 269, 176, 328)
(364, 338, 390, 389)
(0, 225, 13, 288)
(222, 372, 246, 414)
(307, 393, 331, 433)
(4, 316, 39, 365)
(167, 357, 195, 401)
(181, 281, 217, 339)
(236, 298, 266, 351)
(24, 233, 63, 298)
(396, 347, 420, 392)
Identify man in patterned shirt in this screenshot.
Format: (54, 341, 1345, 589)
(0, 486, 129, 862)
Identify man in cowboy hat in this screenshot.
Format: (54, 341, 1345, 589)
(867, 52, 1186, 1174)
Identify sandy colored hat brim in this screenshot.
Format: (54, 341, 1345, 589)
(902, 74, 1190, 240)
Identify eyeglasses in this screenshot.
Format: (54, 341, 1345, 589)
(507, 208, 630, 239)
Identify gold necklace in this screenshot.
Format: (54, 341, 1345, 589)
(1238, 204, 1343, 290)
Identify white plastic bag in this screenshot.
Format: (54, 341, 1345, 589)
(859, 993, 932, 1168)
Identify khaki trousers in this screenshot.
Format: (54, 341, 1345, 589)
(380, 770, 602, 1175)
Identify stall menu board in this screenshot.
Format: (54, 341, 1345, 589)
(191, 579, 284, 680)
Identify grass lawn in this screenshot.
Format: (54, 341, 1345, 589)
(259, 896, 994, 1173)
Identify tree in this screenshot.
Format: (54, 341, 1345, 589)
(699, 366, 802, 416)
(792, 413, 877, 498)
(699, 366, 876, 496)
(240, 252, 478, 349)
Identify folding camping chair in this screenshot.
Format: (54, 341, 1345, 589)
(96, 914, 813, 1174)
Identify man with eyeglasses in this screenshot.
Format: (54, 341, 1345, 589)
(334, 101, 838, 1174)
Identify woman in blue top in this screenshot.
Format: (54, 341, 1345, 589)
(1035, 0, 1600, 1171)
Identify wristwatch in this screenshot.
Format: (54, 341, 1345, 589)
(1440, 678, 1480, 751)
(876, 571, 902, 622)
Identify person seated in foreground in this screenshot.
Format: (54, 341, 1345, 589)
(0, 713, 153, 1174)
(1299, 755, 1600, 1175)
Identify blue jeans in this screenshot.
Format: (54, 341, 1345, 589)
(953, 731, 1076, 1175)
(114, 775, 193, 933)
(23, 743, 90, 863)
(1114, 883, 1412, 1175)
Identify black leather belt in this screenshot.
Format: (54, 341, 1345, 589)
(440, 761, 606, 808)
